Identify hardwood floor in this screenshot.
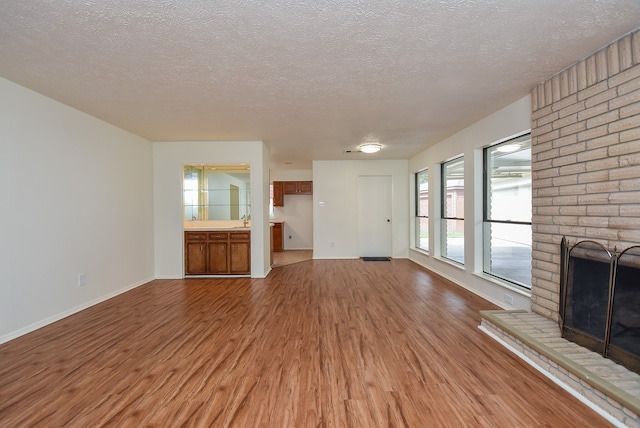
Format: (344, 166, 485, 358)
(0, 259, 611, 427)
(272, 249, 313, 267)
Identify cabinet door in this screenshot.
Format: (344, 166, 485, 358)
(185, 232, 207, 275)
(230, 232, 250, 274)
(208, 242, 229, 274)
(283, 181, 298, 194)
(273, 181, 284, 206)
(272, 223, 283, 252)
(297, 181, 313, 194)
(230, 242, 251, 274)
(185, 242, 207, 274)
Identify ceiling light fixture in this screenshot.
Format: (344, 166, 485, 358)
(359, 143, 382, 154)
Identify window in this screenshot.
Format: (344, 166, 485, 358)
(415, 169, 429, 252)
(269, 183, 275, 218)
(483, 135, 532, 287)
(441, 157, 464, 264)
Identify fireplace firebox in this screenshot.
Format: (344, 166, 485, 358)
(559, 237, 640, 374)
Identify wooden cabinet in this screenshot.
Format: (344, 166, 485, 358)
(185, 231, 250, 275)
(273, 181, 284, 207)
(229, 232, 251, 274)
(283, 181, 312, 195)
(297, 181, 313, 194)
(185, 232, 208, 274)
(272, 222, 283, 252)
(273, 181, 312, 207)
(283, 181, 298, 194)
(207, 232, 229, 274)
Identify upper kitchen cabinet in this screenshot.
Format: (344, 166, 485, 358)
(272, 180, 312, 207)
(273, 181, 284, 207)
(283, 181, 313, 195)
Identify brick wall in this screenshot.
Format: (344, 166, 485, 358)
(530, 29, 640, 320)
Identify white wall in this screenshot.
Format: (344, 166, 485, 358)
(270, 169, 312, 182)
(282, 194, 313, 249)
(0, 77, 154, 343)
(408, 95, 532, 311)
(312, 160, 409, 259)
(153, 141, 270, 278)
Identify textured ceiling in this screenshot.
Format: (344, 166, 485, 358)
(1, 1, 639, 169)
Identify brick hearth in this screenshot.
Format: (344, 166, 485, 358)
(480, 310, 640, 427)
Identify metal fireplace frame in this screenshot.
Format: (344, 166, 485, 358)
(559, 237, 640, 374)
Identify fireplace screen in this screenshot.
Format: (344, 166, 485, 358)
(559, 238, 640, 374)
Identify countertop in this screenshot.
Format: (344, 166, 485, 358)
(184, 220, 251, 231)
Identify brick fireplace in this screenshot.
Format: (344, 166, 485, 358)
(530, 29, 640, 320)
(481, 28, 640, 428)
(559, 238, 640, 374)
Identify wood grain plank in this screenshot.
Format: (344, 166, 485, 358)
(0, 260, 612, 427)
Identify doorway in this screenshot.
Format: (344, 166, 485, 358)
(357, 175, 392, 257)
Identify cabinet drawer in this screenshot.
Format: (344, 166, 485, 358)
(230, 232, 250, 241)
(208, 232, 229, 241)
(185, 232, 207, 241)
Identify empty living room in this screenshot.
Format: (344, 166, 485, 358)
(2, 1, 640, 426)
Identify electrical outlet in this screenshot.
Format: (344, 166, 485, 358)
(78, 273, 86, 287)
(504, 293, 514, 305)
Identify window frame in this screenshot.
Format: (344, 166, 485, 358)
(415, 169, 429, 252)
(441, 156, 465, 265)
(482, 134, 532, 288)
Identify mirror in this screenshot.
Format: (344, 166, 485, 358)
(183, 164, 250, 221)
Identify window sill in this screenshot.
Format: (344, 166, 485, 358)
(411, 247, 429, 257)
(411, 248, 466, 271)
(472, 272, 531, 298)
(434, 256, 465, 271)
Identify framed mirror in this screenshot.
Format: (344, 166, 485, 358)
(183, 164, 250, 221)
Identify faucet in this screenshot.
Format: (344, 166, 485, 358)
(242, 214, 250, 227)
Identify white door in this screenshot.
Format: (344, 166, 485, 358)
(357, 175, 392, 257)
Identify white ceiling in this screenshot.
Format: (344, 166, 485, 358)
(1, 1, 639, 170)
